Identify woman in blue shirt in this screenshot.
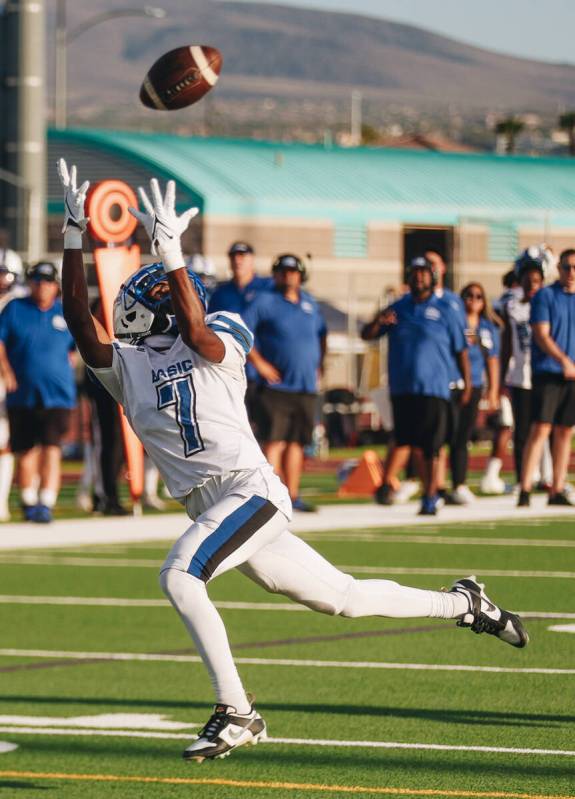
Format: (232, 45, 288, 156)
(449, 282, 501, 504)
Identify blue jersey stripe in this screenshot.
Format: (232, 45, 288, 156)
(188, 495, 269, 579)
(208, 323, 252, 354)
(212, 314, 254, 350)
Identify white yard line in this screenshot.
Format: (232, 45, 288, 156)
(303, 534, 575, 547)
(0, 595, 572, 619)
(0, 725, 572, 757)
(0, 649, 572, 675)
(1, 555, 573, 581)
(339, 566, 575, 579)
(0, 595, 306, 611)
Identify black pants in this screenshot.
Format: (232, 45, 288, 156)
(90, 387, 124, 506)
(450, 387, 482, 488)
(510, 387, 532, 484)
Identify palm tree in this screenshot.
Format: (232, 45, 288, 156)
(495, 117, 525, 154)
(559, 112, 575, 156)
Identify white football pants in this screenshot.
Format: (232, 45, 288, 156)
(160, 467, 466, 713)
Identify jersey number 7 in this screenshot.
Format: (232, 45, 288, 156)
(156, 376, 204, 457)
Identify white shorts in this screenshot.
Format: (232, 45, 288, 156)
(161, 464, 362, 617)
(161, 465, 291, 581)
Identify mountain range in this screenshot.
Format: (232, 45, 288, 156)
(51, 0, 575, 128)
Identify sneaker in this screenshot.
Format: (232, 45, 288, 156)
(292, 497, 317, 513)
(374, 483, 394, 506)
(548, 491, 575, 507)
(449, 576, 529, 648)
(452, 485, 476, 505)
(394, 479, 419, 504)
(32, 504, 53, 524)
(517, 490, 530, 507)
(418, 494, 439, 516)
(183, 702, 267, 763)
(480, 474, 506, 495)
(22, 504, 38, 522)
(102, 501, 130, 516)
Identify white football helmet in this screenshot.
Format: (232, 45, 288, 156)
(113, 261, 207, 344)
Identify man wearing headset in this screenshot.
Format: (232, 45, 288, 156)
(362, 256, 471, 516)
(242, 254, 327, 512)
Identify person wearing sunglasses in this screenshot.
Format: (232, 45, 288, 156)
(447, 283, 500, 504)
(518, 248, 575, 506)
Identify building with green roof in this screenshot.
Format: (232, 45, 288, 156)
(47, 128, 575, 308)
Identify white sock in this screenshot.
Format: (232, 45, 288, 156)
(21, 486, 38, 507)
(39, 488, 57, 508)
(341, 579, 469, 619)
(540, 440, 553, 486)
(0, 453, 14, 515)
(160, 568, 251, 714)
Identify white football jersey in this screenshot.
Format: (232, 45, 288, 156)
(90, 312, 269, 500)
(504, 295, 532, 389)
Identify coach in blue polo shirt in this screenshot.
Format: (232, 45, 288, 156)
(209, 242, 272, 430)
(0, 261, 76, 523)
(243, 254, 327, 512)
(518, 248, 575, 507)
(362, 256, 470, 515)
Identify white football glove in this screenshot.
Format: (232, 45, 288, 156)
(129, 178, 199, 272)
(57, 158, 90, 249)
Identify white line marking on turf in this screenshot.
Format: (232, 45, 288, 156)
(0, 742, 17, 754)
(0, 596, 572, 618)
(303, 534, 575, 548)
(0, 596, 306, 611)
(0, 555, 162, 567)
(0, 714, 196, 731)
(2, 554, 574, 581)
(340, 566, 575, 579)
(0, 725, 573, 757)
(548, 624, 575, 634)
(0, 649, 572, 675)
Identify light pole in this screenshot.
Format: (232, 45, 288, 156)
(54, 3, 166, 129)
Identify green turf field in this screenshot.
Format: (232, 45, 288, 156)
(0, 517, 574, 798)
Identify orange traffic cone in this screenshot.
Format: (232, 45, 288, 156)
(338, 450, 384, 497)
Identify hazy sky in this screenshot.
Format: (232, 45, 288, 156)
(232, 0, 575, 65)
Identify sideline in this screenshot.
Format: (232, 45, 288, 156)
(0, 497, 573, 551)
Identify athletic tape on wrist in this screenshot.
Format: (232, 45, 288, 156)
(64, 228, 83, 249)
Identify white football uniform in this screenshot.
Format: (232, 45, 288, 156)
(92, 305, 462, 715)
(90, 311, 289, 514)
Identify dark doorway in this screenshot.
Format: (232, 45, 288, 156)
(403, 227, 454, 288)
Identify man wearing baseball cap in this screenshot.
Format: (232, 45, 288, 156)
(0, 261, 76, 522)
(243, 254, 327, 512)
(209, 242, 272, 316)
(209, 242, 273, 434)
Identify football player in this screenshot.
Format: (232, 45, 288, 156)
(58, 159, 528, 763)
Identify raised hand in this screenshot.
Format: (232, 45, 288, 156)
(57, 158, 90, 234)
(129, 178, 199, 271)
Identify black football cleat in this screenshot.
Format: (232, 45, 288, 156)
(183, 701, 266, 763)
(548, 491, 575, 506)
(449, 576, 529, 648)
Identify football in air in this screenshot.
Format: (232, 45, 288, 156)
(140, 45, 223, 111)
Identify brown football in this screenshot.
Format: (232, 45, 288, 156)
(140, 45, 223, 111)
